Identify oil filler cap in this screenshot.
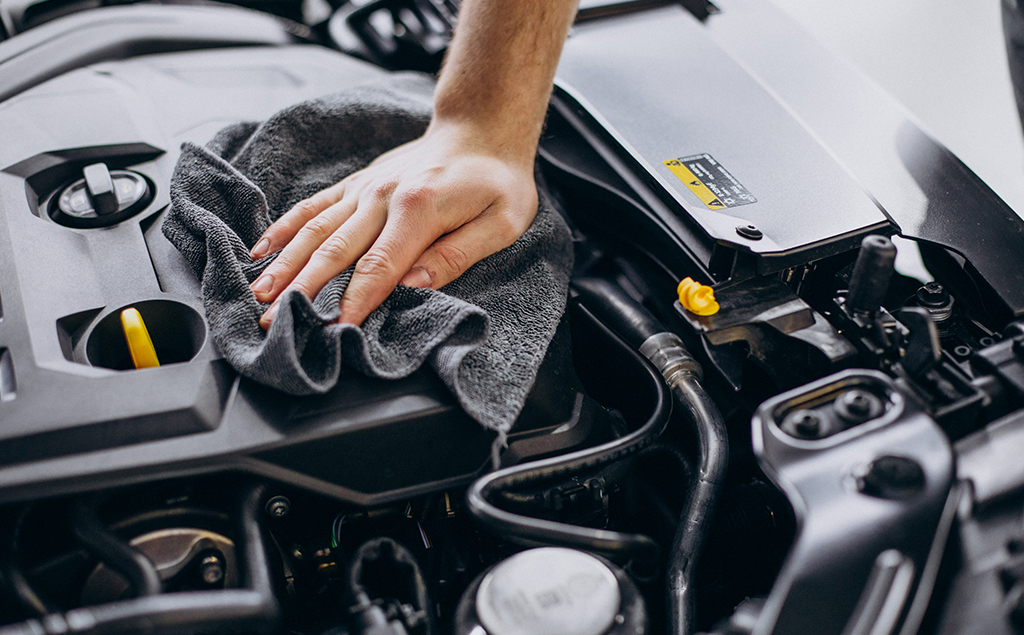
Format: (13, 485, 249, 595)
(52, 163, 151, 228)
(475, 548, 621, 635)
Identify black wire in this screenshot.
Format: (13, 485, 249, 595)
(69, 500, 162, 599)
(553, 276, 730, 635)
(0, 484, 279, 635)
(466, 305, 672, 574)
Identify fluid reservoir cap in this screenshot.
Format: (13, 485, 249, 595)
(54, 165, 150, 228)
(83, 163, 119, 215)
(677, 277, 719, 316)
(476, 547, 621, 635)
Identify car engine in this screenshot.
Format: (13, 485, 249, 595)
(1, 1, 1024, 634)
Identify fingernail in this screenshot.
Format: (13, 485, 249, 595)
(250, 238, 271, 259)
(401, 267, 432, 289)
(251, 274, 274, 295)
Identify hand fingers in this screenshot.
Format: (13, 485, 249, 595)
(258, 206, 388, 329)
(250, 181, 346, 259)
(337, 198, 450, 326)
(250, 189, 369, 304)
(401, 205, 533, 290)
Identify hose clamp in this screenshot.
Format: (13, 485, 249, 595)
(639, 332, 702, 384)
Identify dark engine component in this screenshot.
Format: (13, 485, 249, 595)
(0, 483, 280, 635)
(5, 2, 1024, 635)
(0, 16, 612, 508)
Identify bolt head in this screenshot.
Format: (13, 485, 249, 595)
(265, 495, 291, 518)
(833, 389, 883, 424)
(916, 282, 949, 307)
(200, 556, 224, 585)
(781, 409, 826, 439)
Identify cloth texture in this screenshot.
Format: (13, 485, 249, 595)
(162, 74, 573, 434)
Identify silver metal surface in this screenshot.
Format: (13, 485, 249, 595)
(556, 6, 889, 258)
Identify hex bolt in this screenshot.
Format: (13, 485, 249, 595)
(200, 555, 224, 585)
(265, 495, 291, 518)
(916, 282, 954, 322)
(833, 389, 883, 424)
(781, 409, 826, 439)
(916, 281, 948, 306)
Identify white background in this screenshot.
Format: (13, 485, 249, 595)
(770, 0, 1024, 218)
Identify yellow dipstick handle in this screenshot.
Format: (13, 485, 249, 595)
(120, 308, 160, 369)
(677, 277, 720, 316)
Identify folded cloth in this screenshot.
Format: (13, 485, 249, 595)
(162, 73, 573, 435)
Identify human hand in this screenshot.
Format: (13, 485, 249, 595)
(247, 120, 539, 328)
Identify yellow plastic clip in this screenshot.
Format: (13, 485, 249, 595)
(677, 277, 720, 316)
(120, 308, 160, 369)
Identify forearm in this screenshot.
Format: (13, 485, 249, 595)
(430, 0, 578, 163)
(251, 0, 578, 327)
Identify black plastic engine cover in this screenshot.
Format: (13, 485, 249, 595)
(0, 28, 604, 506)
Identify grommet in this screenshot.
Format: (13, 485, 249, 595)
(736, 224, 763, 240)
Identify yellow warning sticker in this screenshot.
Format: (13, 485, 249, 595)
(664, 154, 757, 211)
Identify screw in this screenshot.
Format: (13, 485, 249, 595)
(916, 282, 949, 307)
(265, 495, 291, 518)
(954, 345, 972, 358)
(735, 224, 763, 240)
(833, 389, 883, 424)
(199, 555, 224, 585)
(916, 282, 954, 323)
(781, 409, 825, 439)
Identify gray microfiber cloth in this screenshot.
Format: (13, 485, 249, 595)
(162, 73, 573, 435)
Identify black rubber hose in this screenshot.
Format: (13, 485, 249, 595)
(70, 500, 162, 598)
(667, 377, 729, 635)
(3, 506, 55, 617)
(0, 484, 279, 635)
(573, 277, 730, 635)
(571, 277, 664, 348)
(466, 304, 672, 574)
(628, 443, 697, 534)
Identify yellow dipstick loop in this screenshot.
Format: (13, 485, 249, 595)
(120, 308, 160, 369)
(677, 277, 720, 316)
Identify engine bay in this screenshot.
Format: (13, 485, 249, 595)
(2, 1, 1024, 634)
